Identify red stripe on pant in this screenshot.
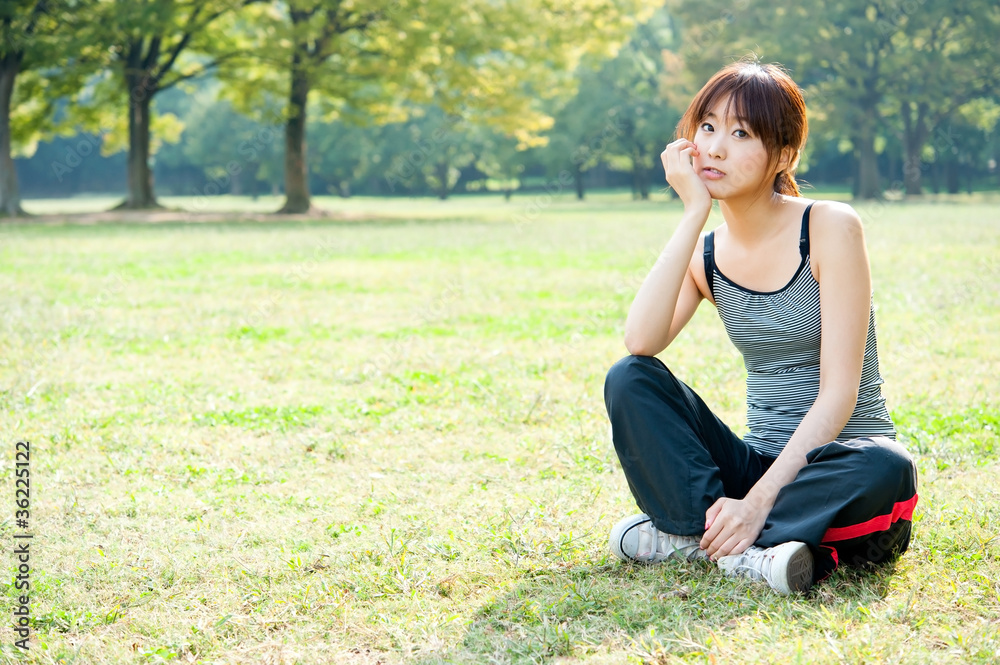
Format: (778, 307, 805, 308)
(821, 494, 919, 543)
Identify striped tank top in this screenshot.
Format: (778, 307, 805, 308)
(704, 202, 896, 457)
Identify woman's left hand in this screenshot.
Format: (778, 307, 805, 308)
(700, 498, 769, 559)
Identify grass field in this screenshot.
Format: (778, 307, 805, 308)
(1, 193, 998, 664)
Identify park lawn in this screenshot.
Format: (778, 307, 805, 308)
(0, 193, 998, 664)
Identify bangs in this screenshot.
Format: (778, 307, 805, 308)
(677, 62, 807, 169)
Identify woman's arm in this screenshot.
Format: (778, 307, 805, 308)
(624, 139, 714, 356)
(700, 202, 873, 558)
(624, 220, 709, 355)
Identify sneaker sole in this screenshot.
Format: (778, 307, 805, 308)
(608, 514, 651, 563)
(773, 542, 814, 594)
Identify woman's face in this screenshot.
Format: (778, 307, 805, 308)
(691, 96, 777, 200)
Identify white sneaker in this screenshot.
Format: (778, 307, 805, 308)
(609, 513, 708, 564)
(716, 542, 814, 594)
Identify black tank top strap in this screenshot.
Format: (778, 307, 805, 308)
(703, 231, 716, 297)
(799, 202, 816, 260)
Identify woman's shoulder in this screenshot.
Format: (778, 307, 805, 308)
(805, 199, 870, 278)
(807, 199, 865, 237)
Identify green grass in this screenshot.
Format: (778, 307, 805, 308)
(1, 192, 998, 664)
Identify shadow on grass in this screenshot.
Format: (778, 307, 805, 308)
(417, 558, 901, 664)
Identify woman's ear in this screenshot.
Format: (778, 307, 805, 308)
(779, 146, 800, 173)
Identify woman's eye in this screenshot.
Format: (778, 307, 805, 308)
(734, 129, 749, 138)
(700, 122, 714, 132)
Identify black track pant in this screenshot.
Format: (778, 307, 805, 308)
(605, 355, 919, 581)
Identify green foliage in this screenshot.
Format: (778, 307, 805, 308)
(66, 0, 248, 147)
(214, 0, 655, 209)
(585, 8, 680, 199)
(308, 117, 377, 197)
(156, 82, 285, 194)
(2, 1, 99, 151)
(666, 0, 1000, 197)
(8, 0, 1000, 202)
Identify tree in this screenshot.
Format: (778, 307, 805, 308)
(537, 69, 622, 201)
(155, 82, 284, 197)
(884, 1, 1000, 195)
(0, 1, 41, 216)
(223, 0, 655, 213)
(534, 8, 680, 201)
(596, 8, 679, 200)
(70, 0, 252, 209)
(308, 117, 376, 198)
(0, 0, 92, 216)
(391, 106, 478, 200)
(666, 0, 1000, 200)
(666, 0, 900, 199)
(927, 98, 1000, 194)
(471, 128, 524, 201)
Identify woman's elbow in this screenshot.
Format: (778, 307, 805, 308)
(623, 330, 663, 357)
(817, 387, 859, 425)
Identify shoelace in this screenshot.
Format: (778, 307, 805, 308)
(726, 547, 773, 581)
(636, 523, 704, 562)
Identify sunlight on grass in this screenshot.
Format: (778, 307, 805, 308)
(0, 195, 997, 664)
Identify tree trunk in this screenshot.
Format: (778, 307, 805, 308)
(118, 71, 160, 209)
(901, 102, 929, 197)
(902, 131, 924, 196)
(855, 141, 881, 199)
(945, 159, 960, 194)
(635, 147, 649, 200)
(279, 56, 312, 214)
(573, 165, 585, 200)
(435, 159, 450, 200)
(850, 155, 859, 198)
(886, 149, 897, 189)
(0, 53, 27, 217)
(854, 108, 881, 199)
(930, 160, 941, 194)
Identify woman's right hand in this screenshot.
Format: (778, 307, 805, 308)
(661, 138, 712, 215)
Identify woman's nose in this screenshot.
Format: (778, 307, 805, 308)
(705, 136, 725, 160)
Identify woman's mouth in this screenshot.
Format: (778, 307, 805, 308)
(702, 167, 726, 180)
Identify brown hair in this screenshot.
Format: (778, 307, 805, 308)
(676, 59, 808, 196)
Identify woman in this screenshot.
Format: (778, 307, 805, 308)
(604, 60, 918, 594)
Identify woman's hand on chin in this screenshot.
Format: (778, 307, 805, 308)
(662, 138, 712, 216)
